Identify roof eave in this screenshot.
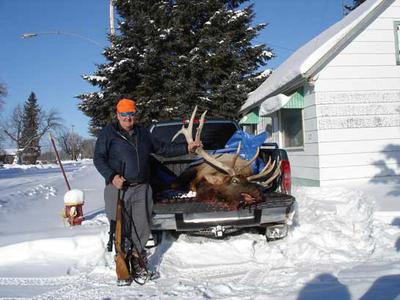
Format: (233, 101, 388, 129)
(241, 74, 306, 114)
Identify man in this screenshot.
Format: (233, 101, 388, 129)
(94, 98, 199, 285)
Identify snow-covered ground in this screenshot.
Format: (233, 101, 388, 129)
(0, 160, 399, 299)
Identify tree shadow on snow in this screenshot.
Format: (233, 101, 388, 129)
(243, 271, 400, 300)
(147, 231, 175, 274)
(83, 207, 106, 221)
(0, 163, 80, 179)
(369, 145, 400, 252)
(297, 273, 350, 300)
(369, 144, 400, 197)
(359, 274, 400, 300)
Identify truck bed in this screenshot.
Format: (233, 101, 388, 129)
(153, 192, 294, 214)
(149, 120, 296, 238)
(151, 192, 295, 232)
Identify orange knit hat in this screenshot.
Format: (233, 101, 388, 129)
(116, 98, 137, 113)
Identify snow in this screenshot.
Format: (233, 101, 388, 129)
(262, 50, 273, 58)
(0, 160, 399, 299)
(64, 189, 84, 205)
(228, 9, 247, 23)
(255, 69, 272, 80)
(259, 93, 290, 116)
(83, 75, 107, 82)
(241, 0, 385, 112)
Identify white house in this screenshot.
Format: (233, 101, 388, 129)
(240, 0, 400, 186)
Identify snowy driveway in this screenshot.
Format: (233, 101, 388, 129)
(0, 161, 399, 299)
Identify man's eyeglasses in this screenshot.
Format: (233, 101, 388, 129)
(119, 112, 137, 117)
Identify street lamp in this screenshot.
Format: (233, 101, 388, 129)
(21, 31, 102, 48)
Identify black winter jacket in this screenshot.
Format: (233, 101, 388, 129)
(93, 122, 187, 184)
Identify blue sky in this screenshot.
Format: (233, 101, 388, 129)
(0, 0, 350, 139)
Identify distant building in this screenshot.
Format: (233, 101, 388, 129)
(240, 0, 400, 186)
(0, 149, 17, 164)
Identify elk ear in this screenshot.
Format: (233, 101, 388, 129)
(203, 174, 224, 185)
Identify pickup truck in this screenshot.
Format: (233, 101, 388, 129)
(148, 119, 296, 241)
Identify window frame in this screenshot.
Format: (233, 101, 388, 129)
(394, 21, 400, 65)
(279, 108, 305, 150)
(279, 88, 305, 150)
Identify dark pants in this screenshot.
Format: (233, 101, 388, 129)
(104, 183, 153, 253)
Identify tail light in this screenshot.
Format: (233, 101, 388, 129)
(280, 159, 291, 194)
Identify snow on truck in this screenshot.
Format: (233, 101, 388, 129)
(148, 109, 296, 241)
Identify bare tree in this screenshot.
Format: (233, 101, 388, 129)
(56, 128, 83, 160)
(2, 104, 24, 150)
(0, 83, 7, 111)
(0, 83, 8, 148)
(80, 138, 96, 159)
(3, 106, 63, 164)
(38, 109, 63, 140)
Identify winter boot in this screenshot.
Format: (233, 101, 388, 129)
(117, 276, 133, 286)
(130, 251, 151, 285)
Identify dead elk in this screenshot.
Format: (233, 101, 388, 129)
(172, 106, 281, 210)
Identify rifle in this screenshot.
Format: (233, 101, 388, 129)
(114, 163, 131, 284)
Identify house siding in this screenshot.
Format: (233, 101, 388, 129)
(286, 84, 321, 184)
(312, 0, 400, 185)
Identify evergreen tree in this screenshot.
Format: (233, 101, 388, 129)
(2, 94, 62, 164)
(344, 0, 367, 14)
(20, 92, 41, 161)
(78, 0, 272, 133)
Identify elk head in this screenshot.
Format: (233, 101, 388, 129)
(173, 106, 281, 210)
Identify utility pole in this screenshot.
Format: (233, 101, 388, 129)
(110, 0, 115, 37)
(342, 0, 346, 16)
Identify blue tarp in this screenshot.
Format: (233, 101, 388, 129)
(223, 130, 267, 173)
(198, 130, 267, 173)
(225, 130, 267, 159)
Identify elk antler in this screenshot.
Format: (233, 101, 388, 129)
(228, 142, 241, 170)
(172, 106, 236, 175)
(259, 161, 282, 187)
(237, 147, 260, 174)
(247, 157, 274, 181)
(247, 159, 282, 188)
(172, 106, 282, 186)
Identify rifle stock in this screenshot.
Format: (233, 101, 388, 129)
(114, 166, 131, 281)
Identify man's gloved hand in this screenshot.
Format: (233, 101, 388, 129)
(112, 174, 126, 189)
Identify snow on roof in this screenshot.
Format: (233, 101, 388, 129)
(240, 0, 390, 113)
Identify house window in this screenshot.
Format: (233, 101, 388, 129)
(242, 124, 257, 135)
(281, 88, 304, 148)
(281, 109, 304, 148)
(239, 111, 259, 135)
(394, 21, 400, 65)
